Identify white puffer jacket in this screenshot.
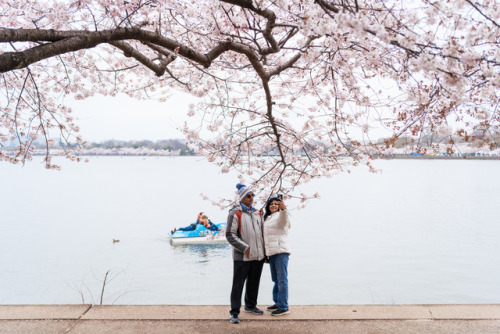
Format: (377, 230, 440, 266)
(263, 210, 291, 257)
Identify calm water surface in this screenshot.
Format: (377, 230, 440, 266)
(1, 156, 499, 305)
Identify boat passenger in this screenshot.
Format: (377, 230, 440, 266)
(170, 212, 205, 234)
(171, 213, 218, 234)
(196, 212, 204, 224)
(200, 214, 219, 231)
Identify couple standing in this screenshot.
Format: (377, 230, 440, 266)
(225, 183, 291, 324)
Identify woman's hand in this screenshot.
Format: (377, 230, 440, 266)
(245, 248, 250, 257)
(279, 200, 286, 210)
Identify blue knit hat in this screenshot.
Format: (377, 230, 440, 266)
(236, 183, 253, 202)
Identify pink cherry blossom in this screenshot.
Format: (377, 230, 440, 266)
(0, 0, 498, 201)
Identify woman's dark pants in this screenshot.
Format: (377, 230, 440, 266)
(230, 259, 264, 316)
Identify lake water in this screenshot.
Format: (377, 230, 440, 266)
(1, 156, 499, 305)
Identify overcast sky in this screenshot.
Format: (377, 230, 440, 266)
(70, 91, 193, 142)
(69, 88, 394, 144)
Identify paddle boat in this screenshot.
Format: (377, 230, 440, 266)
(169, 222, 227, 245)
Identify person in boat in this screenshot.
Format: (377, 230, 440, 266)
(262, 195, 291, 316)
(195, 212, 204, 224)
(226, 183, 266, 324)
(199, 214, 219, 231)
(171, 212, 216, 234)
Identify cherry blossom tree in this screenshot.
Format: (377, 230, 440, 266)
(1, 0, 499, 204)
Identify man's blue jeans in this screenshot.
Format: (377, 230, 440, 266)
(269, 253, 289, 311)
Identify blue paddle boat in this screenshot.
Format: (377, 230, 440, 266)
(169, 222, 227, 245)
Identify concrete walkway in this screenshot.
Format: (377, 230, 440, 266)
(1, 304, 500, 333)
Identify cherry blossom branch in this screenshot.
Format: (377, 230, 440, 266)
(0, 28, 211, 71)
(109, 41, 167, 76)
(221, 0, 281, 55)
(465, 0, 500, 28)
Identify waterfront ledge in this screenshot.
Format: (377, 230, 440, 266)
(1, 304, 500, 333)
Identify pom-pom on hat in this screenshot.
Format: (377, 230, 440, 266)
(236, 183, 253, 202)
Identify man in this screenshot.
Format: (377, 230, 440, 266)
(226, 183, 266, 324)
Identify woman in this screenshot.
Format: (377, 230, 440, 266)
(263, 196, 291, 316)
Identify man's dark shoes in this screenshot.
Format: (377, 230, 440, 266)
(243, 306, 264, 315)
(267, 304, 278, 311)
(230, 314, 240, 324)
(271, 308, 290, 316)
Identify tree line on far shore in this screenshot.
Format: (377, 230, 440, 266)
(85, 139, 195, 155)
(6, 138, 196, 156)
(89, 139, 186, 151)
(17, 133, 500, 157)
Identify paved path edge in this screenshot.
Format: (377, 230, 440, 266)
(1, 304, 500, 321)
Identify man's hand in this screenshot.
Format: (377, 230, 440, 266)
(245, 248, 250, 257)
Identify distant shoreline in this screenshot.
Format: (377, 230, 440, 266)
(26, 152, 500, 160)
(372, 155, 500, 160)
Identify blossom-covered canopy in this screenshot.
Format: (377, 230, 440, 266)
(1, 0, 498, 203)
